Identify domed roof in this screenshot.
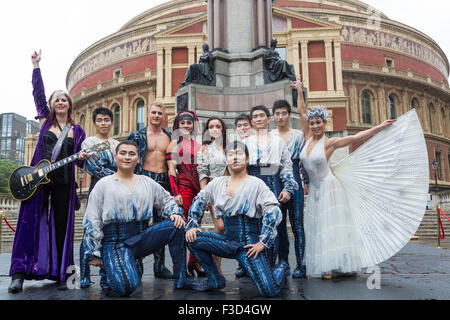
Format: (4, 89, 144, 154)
(119, 0, 390, 31)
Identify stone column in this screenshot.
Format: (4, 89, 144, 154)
(421, 93, 429, 132)
(88, 106, 94, 136)
(207, 0, 214, 49)
(402, 89, 408, 115)
(300, 40, 309, 89)
(188, 45, 195, 66)
(266, 0, 273, 47)
(378, 81, 387, 121)
(257, 0, 266, 47)
(349, 77, 358, 124)
(291, 41, 300, 76)
(156, 49, 164, 99)
(325, 40, 335, 92)
(213, 0, 222, 50)
(333, 40, 344, 91)
(165, 47, 172, 98)
(122, 91, 130, 133)
(227, 0, 252, 53)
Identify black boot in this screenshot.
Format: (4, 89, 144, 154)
(235, 262, 248, 278)
(154, 246, 175, 279)
(8, 273, 25, 294)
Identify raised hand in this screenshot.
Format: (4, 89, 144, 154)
(31, 50, 42, 68)
(289, 75, 304, 90)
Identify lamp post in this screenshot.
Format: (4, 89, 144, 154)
(432, 160, 440, 248)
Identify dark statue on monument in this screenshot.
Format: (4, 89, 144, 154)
(180, 43, 216, 87)
(263, 38, 305, 108)
(264, 39, 296, 83)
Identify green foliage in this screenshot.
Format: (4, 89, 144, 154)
(0, 160, 18, 194)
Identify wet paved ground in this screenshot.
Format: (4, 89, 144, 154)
(0, 239, 449, 301)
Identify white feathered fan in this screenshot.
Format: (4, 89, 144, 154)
(331, 109, 429, 268)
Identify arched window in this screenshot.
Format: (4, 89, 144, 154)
(388, 94, 398, 119)
(136, 99, 146, 130)
(428, 103, 434, 133)
(113, 104, 120, 136)
(361, 90, 372, 124)
(411, 98, 419, 110)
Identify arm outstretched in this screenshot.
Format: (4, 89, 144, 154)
(289, 75, 310, 139)
(328, 119, 397, 153)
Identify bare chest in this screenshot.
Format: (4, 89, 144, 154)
(147, 131, 170, 152)
(225, 179, 241, 197)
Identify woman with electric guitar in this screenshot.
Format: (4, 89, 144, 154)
(8, 50, 88, 293)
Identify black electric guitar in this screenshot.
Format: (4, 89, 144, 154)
(9, 141, 110, 201)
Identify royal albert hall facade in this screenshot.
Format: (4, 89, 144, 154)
(62, 0, 449, 192)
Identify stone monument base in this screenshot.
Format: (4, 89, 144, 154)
(176, 79, 303, 130)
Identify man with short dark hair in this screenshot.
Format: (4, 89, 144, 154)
(128, 102, 174, 279)
(234, 113, 253, 141)
(243, 105, 298, 269)
(83, 141, 202, 297)
(271, 99, 309, 278)
(79, 106, 119, 288)
(186, 141, 289, 297)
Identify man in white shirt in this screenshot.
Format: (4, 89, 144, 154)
(83, 141, 203, 296)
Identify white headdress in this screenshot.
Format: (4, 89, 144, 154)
(307, 105, 329, 121)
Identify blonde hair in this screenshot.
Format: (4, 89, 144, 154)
(149, 101, 165, 112)
(48, 90, 75, 126)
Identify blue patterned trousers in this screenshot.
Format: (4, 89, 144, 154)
(80, 176, 110, 288)
(101, 220, 188, 297)
(188, 216, 288, 298)
(278, 159, 306, 276)
(141, 170, 171, 274)
(247, 166, 282, 268)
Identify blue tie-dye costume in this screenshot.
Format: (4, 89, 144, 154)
(271, 129, 309, 278)
(128, 126, 174, 278)
(83, 175, 199, 296)
(79, 136, 119, 288)
(242, 134, 299, 267)
(186, 176, 289, 297)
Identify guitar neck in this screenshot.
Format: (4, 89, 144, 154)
(42, 152, 81, 175)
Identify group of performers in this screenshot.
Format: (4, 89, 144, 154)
(7, 50, 429, 298)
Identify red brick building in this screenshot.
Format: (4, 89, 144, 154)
(63, 0, 449, 191)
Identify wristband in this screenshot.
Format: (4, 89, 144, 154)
(169, 175, 180, 196)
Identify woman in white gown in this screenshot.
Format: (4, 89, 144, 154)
(290, 77, 429, 280)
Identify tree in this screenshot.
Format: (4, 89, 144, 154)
(0, 160, 18, 194)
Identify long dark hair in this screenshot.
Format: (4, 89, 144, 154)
(172, 110, 200, 142)
(48, 90, 75, 127)
(202, 116, 227, 150)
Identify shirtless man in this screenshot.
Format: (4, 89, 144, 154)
(128, 102, 173, 279)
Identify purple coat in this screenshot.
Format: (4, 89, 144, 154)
(9, 68, 85, 283)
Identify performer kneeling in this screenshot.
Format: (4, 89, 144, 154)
(185, 141, 289, 298)
(83, 141, 202, 297)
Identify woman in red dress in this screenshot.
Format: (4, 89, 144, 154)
(166, 110, 206, 277)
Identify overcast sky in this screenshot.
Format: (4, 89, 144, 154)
(0, 0, 449, 121)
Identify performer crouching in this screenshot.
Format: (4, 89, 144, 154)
(83, 141, 202, 297)
(185, 141, 289, 298)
